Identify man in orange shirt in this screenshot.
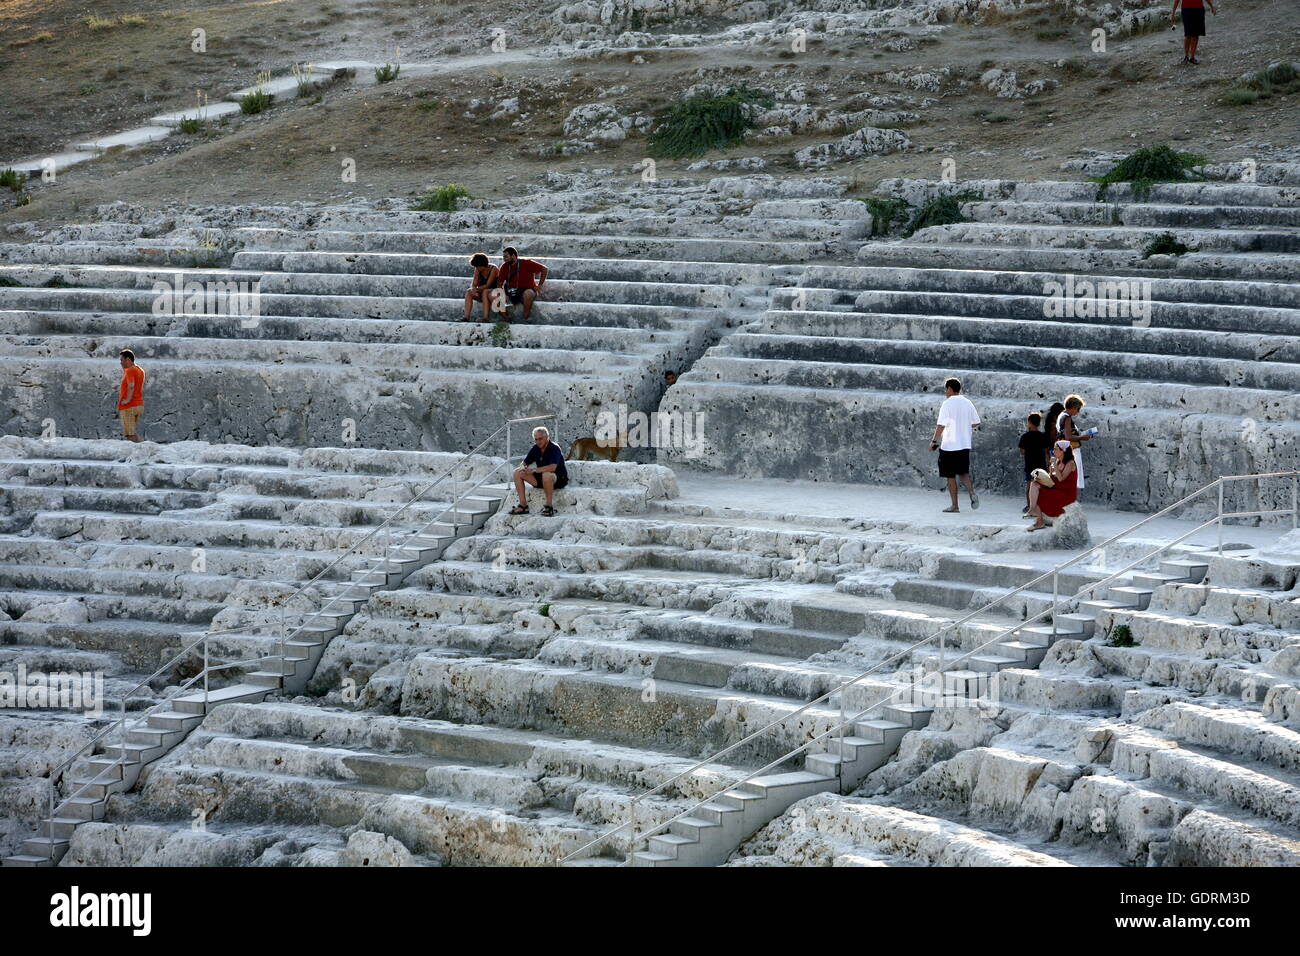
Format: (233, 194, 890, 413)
(117, 349, 145, 442)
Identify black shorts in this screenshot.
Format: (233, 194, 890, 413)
(1181, 7, 1205, 36)
(937, 449, 970, 478)
(1024, 463, 1046, 482)
(530, 470, 567, 489)
(504, 287, 533, 305)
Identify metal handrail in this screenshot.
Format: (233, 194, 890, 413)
(616, 513, 1228, 864)
(41, 413, 558, 840)
(273, 414, 556, 658)
(561, 468, 1300, 864)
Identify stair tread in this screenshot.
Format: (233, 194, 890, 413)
(752, 770, 835, 787)
(857, 719, 909, 730)
(172, 682, 265, 705)
(675, 816, 719, 829)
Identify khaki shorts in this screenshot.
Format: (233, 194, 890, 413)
(119, 405, 142, 436)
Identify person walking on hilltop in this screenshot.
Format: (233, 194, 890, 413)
(930, 377, 981, 514)
(1171, 0, 1216, 65)
(116, 349, 145, 443)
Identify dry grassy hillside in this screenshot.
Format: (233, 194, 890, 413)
(0, 0, 1296, 222)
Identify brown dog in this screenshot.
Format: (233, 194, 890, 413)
(568, 433, 628, 462)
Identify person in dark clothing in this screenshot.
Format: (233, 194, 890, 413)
(509, 426, 568, 516)
(1171, 0, 1216, 64)
(1018, 412, 1051, 516)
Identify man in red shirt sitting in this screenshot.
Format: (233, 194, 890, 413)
(497, 246, 548, 321)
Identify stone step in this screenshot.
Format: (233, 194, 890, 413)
(967, 199, 1300, 229)
(150, 102, 243, 126)
(720, 332, 1299, 391)
(858, 242, 1300, 283)
(680, 354, 1292, 418)
(0, 286, 692, 332)
(223, 226, 832, 264)
(0, 264, 741, 310)
(879, 176, 1300, 209)
(755, 310, 1299, 364)
(794, 264, 1300, 309)
(230, 250, 788, 286)
(72, 126, 173, 154)
(217, 209, 862, 243)
(224, 72, 335, 105)
(918, 221, 1300, 254)
(789, 287, 1299, 336)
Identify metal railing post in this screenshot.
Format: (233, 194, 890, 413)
(837, 690, 845, 787)
(1292, 475, 1297, 530)
(1051, 571, 1059, 637)
(1217, 480, 1225, 554)
(627, 799, 637, 865)
(203, 637, 209, 708)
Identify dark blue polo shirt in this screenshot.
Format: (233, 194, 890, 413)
(524, 442, 567, 483)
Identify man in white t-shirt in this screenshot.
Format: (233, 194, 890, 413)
(929, 377, 981, 513)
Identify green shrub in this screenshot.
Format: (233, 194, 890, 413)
(374, 62, 401, 84)
(42, 275, 71, 288)
(0, 276, 20, 287)
(1141, 231, 1197, 258)
(409, 184, 470, 212)
(179, 117, 204, 135)
(1226, 85, 1264, 105)
(538, 603, 550, 617)
(239, 87, 272, 115)
(1092, 144, 1207, 200)
(647, 87, 770, 159)
(904, 190, 982, 236)
(0, 168, 23, 192)
(1106, 623, 1137, 647)
(855, 196, 911, 237)
(488, 320, 512, 347)
(1227, 62, 1299, 105)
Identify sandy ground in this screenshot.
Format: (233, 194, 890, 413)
(0, 0, 1296, 224)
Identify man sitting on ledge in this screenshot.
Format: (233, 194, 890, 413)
(510, 426, 568, 517)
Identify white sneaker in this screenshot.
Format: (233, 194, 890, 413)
(970, 494, 980, 510)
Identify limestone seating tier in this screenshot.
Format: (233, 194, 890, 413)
(0, 213, 748, 448)
(791, 264, 1300, 310)
(868, 178, 1300, 280)
(656, 174, 1300, 509)
(4, 437, 617, 863)
(90, 701, 750, 866)
(737, 549, 1300, 867)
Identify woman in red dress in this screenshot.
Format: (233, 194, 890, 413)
(1028, 440, 1078, 531)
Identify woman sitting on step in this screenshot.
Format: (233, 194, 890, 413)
(1027, 440, 1078, 532)
(463, 252, 500, 322)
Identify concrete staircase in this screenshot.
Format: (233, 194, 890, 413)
(0, 439, 510, 866)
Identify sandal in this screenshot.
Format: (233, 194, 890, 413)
(508, 505, 529, 515)
(541, 505, 556, 517)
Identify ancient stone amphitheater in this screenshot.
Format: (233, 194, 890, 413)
(1, 164, 1299, 867)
